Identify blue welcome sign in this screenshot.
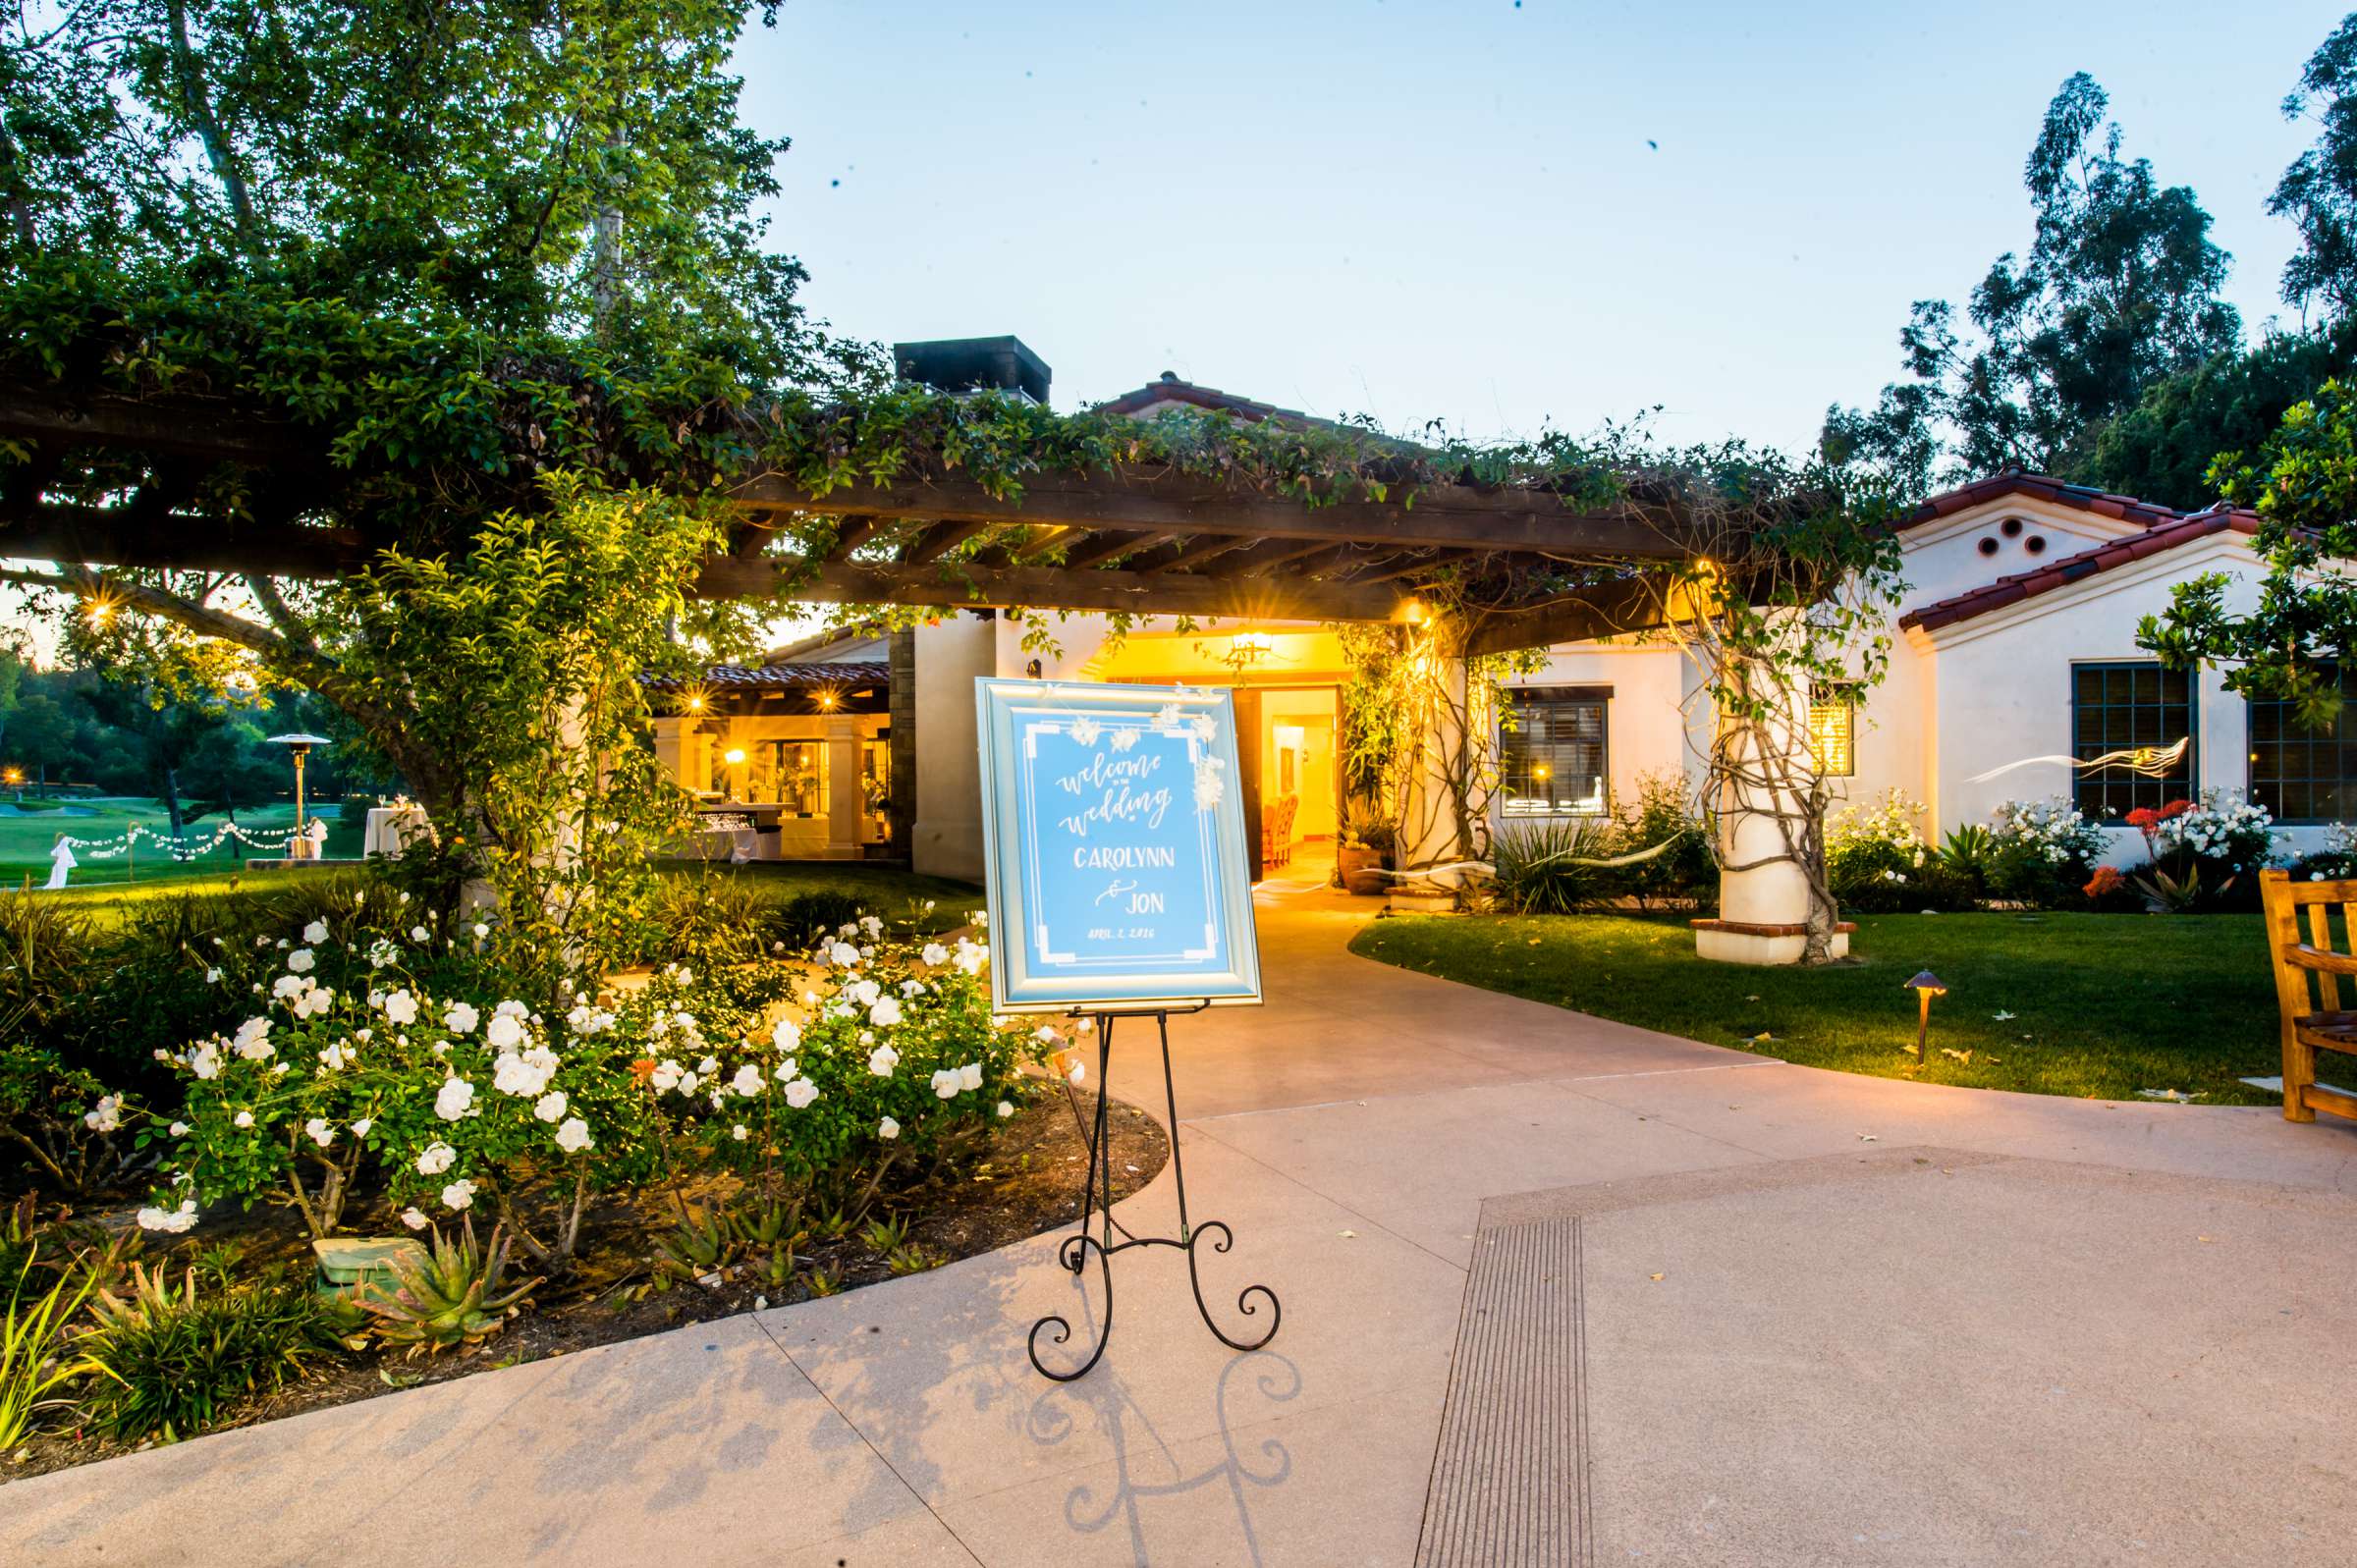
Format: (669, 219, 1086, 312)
(975, 677, 1263, 1014)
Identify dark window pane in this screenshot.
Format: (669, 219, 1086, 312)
(2247, 664, 2354, 823)
(2074, 662, 2197, 818)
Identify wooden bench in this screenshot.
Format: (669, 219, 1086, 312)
(2259, 867, 2357, 1124)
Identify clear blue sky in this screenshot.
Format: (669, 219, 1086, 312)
(737, 0, 2346, 455)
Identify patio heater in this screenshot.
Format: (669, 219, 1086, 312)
(266, 732, 333, 859)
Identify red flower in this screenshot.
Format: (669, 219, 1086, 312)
(2158, 799, 2195, 820)
(2124, 808, 2160, 832)
(2084, 866, 2125, 897)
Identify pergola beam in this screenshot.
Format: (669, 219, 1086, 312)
(1461, 572, 1682, 656)
(698, 554, 1410, 622)
(730, 467, 1712, 558)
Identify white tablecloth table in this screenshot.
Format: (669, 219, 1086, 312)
(362, 806, 430, 858)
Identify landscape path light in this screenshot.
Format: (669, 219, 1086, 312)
(1902, 969, 1947, 1063)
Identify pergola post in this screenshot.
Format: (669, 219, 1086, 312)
(1695, 650, 1847, 965)
(823, 711, 863, 859)
(1390, 621, 1473, 914)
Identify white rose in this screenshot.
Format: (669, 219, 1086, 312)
(286, 947, 315, 973)
(352, 1117, 373, 1137)
(382, 989, 419, 1025)
(772, 1018, 801, 1054)
(731, 1063, 762, 1098)
(137, 1201, 199, 1234)
(234, 1109, 254, 1128)
(304, 1117, 335, 1148)
(485, 1012, 524, 1051)
(959, 1062, 983, 1093)
(877, 1115, 900, 1141)
(868, 996, 904, 1028)
(533, 1090, 568, 1123)
(302, 919, 328, 945)
(867, 1045, 900, 1077)
(400, 1207, 430, 1231)
(783, 1076, 819, 1109)
(554, 1116, 593, 1154)
(997, 1101, 1014, 1119)
(829, 942, 860, 967)
(434, 1077, 475, 1120)
(921, 943, 948, 966)
(415, 1140, 456, 1175)
(441, 1178, 476, 1211)
(443, 1001, 479, 1035)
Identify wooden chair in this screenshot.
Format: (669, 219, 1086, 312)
(2258, 868, 2357, 1124)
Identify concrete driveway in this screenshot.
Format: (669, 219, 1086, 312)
(10, 882, 2355, 1566)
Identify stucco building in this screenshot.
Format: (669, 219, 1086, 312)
(659, 349, 2331, 881)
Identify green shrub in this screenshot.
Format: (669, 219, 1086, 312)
(83, 1262, 352, 1442)
(1609, 773, 1715, 911)
(1, 1238, 98, 1448)
(1490, 817, 1622, 914)
(776, 889, 866, 947)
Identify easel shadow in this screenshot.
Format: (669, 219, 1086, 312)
(1026, 1349, 1303, 1568)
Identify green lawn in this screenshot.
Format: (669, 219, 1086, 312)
(0, 798, 360, 891)
(1351, 911, 2293, 1107)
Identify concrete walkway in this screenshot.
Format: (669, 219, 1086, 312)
(11, 884, 2357, 1566)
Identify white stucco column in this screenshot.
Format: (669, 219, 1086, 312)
(823, 714, 861, 859)
(1697, 658, 1848, 964)
(912, 614, 994, 883)
(1390, 636, 1470, 914)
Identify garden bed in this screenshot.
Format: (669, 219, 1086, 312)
(4, 1080, 1166, 1484)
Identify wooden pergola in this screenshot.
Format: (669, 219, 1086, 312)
(0, 382, 1717, 655)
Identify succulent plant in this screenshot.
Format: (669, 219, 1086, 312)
(885, 1242, 946, 1277)
(362, 1218, 540, 1356)
(645, 1206, 743, 1294)
(731, 1201, 805, 1288)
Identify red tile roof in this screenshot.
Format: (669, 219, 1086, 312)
(1898, 508, 2261, 634)
(1901, 470, 2203, 532)
(1093, 373, 1340, 430)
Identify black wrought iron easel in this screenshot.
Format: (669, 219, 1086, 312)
(1027, 1005, 1282, 1381)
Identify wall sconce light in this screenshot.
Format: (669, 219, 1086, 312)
(1901, 969, 1946, 1063)
(1221, 631, 1276, 673)
(1398, 598, 1428, 626)
(723, 747, 747, 766)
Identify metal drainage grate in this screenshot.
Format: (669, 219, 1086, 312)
(1415, 1214, 1591, 1568)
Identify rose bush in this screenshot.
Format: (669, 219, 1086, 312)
(131, 897, 1047, 1271)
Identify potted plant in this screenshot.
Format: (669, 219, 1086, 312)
(1337, 802, 1395, 895)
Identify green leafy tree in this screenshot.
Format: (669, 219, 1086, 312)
(1827, 73, 2239, 493)
(2079, 331, 2349, 510)
(0, 1, 818, 918)
(2140, 378, 2357, 724)
(2274, 14, 2357, 323)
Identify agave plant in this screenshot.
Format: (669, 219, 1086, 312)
(363, 1218, 541, 1357)
(732, 1201, 805, 1288)
(2132, 862, 2218, 914)
(644, 1206, 745, 1294)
